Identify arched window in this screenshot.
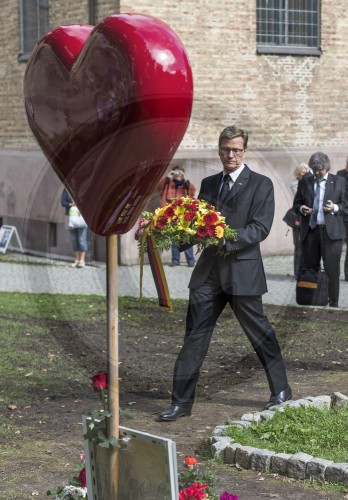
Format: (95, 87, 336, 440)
(257, 0, 321, 56)
(19, 0, 49, 61)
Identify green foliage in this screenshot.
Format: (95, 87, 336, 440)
(179, 457, 220, 499)
(225, 404, 348, 462)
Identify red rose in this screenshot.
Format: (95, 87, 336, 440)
(91, 373, 107, 391)
(184, 455, 198, 467)
(78, 466, 87, 487)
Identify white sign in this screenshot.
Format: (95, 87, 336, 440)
(83, 418, 178, 499)
(0, 225, 24, 254)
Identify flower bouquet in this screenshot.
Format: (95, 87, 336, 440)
(135, 196, 237, 254)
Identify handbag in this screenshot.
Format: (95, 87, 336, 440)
(283, 208, 301, 229)
(68, 206, 87, 228)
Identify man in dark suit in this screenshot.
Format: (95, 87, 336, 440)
(294, 152, 347, 307)
(336, 156, 348, 281)
(158, 125, 291, 421)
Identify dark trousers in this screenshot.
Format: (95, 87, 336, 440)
(301, 225, 343, 306)
(343, 222, 348, 280)
(171, 275, 289, 406)
(292, 227, 301, 278)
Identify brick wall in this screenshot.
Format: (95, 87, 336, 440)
(1, 1, 348, 150)
(1, 1, 347, 261)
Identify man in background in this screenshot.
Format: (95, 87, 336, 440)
(336, 156, 348, 281)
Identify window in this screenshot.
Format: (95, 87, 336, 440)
(257, 0, 321, 56)
(19, 0, 49, 61)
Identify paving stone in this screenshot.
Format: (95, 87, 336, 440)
(240, 412, 262, 423)
(250, 448, 275, 472)
(259, 410, 275, 422)
(325, 463, 348, 484)
(287, 452, 314, 480)
(304, 395, 331, 409)
(228, 419, 252, 428)
(211, 425, 229, 438)
(224, 443, 239, 464)
(211, 437, 233, 458)
(234, 445, 256, 469)
(270, 452, 292, 475)
(306, 457, 334, 480)
(331, 392, 348, 409)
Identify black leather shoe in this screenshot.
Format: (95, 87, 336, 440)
(264, 386, 292, 410)
(157, 404, 192, 421)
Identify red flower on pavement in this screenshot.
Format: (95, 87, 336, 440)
(91, 373, 107, 391)
(78, 467, 87, 488)
(184, 455, 198, 467)
(179, 482, 208, 500)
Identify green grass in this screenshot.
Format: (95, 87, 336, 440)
(225, 404, 348, 463)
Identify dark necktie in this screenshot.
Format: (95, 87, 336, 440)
(309, 179, 325, 229)
(218, 174, 232, 210)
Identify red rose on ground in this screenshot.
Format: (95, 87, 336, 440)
(91, 373, 107, 391)
(78, 467, 87, 487)
(184, 455, 198, 467)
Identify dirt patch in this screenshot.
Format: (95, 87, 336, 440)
(2, 301, 348, 499)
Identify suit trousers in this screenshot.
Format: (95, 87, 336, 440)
(171, 271, 289, 406)
(301, 225, 343, 306)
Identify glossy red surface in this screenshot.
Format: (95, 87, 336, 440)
(24, 13, 193, 235)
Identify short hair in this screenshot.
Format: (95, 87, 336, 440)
(219, 126, 248, 149)
(293, 162, 309, 179)
(308, 152, 330, 171)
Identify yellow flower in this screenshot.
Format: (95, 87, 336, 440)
(215, 225, 224, 239)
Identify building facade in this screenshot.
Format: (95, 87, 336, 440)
(0, 1, 347, 263)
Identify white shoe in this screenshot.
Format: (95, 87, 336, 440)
(77, 261, 85, 268)
(70, 260, 79, 268)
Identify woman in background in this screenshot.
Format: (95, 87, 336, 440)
(290, 163, 311, 276)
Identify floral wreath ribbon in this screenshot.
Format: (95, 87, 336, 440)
(139, 226, 172, 309)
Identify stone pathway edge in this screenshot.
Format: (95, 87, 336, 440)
(210, 392, 348, 487)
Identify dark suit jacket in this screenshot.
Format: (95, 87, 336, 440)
(337, 169, 348, 223)
(188, 165, 274, 296)
(293, 173, 346, 242)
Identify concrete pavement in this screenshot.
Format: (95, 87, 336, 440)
(0, 252, 348, 309)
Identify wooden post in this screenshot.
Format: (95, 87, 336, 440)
(107, 234, 119, 498)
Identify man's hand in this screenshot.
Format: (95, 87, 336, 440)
(301, 205, 312, 215)
(323, 200, 334, 212)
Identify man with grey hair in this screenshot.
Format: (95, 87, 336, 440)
(294, 152, 347, 307)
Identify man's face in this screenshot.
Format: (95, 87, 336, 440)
(218, 137, 246, 173)
(312, 166, 328, 180)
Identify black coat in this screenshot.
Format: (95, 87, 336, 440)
(188, 165, 274, 295)
(293, 173, 346, 241)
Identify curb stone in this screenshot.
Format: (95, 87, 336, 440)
(210, 392, 348, 486)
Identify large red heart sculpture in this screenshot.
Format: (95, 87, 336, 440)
(24, 13, 193, 235)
